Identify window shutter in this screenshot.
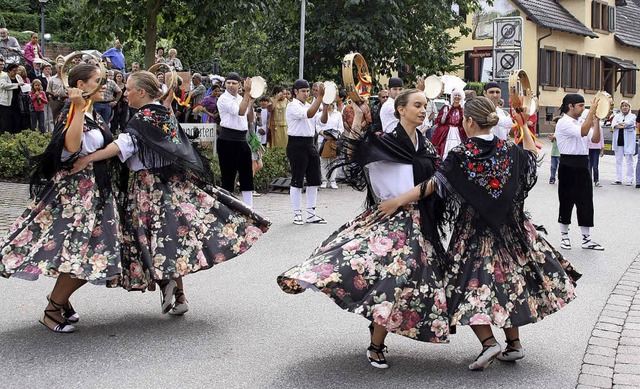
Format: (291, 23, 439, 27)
(591, 1, 597, 28)
(595, 58, 601, 90)
(555, 52, 562, 87)
(539, 48, 548, 85)
(632, 71, 636, 94)
(609, 6, 615, 32)
(562, 52, 569, 87)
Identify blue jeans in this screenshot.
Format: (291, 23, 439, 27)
(588, 148, 601, 183)
(550, 156, 559, 182)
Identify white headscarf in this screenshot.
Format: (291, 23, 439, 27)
(450, 88, 465, 106)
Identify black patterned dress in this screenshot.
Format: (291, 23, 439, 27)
(278, 126, 450, 343)
(434, 136, 581, 328)
(114, 104, 270, 292)
(0, 105, 121, 283)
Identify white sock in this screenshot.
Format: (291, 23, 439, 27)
(290, 187, 302, 214)
(241, 191, 253, 208)
(560, 224, 570, 235)
(306, 186, 318, 214)
(580, 226, 591, 237)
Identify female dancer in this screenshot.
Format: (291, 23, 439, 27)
(71, 71, 270, 315)
(430, 89, 467, 158)
(277, 89, 450, 369)
(0, 64, 121, 333)
(379, 97, 580, 370)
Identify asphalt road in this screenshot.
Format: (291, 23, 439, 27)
(0, 141, 638, 389)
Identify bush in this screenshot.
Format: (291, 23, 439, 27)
(465, 81, 485, 97)
(202, 146, 291, 192)
(0, 130, 51, 181)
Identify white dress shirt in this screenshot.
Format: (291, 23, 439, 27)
(491, 108, 513, 140)
(316, 110, 344, 143)
(218, 90, 248, 131)
(555, 114, 591, 155)
(286, 98, 315, 137)
(380, 97, 398, 133)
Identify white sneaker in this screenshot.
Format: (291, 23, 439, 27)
(330, 182, 338, 189)
(306, 213, 327, 224)
(293, 213, 304, 225)
(469, 343, 501, 371)
(582, 236, 604, 250)
(626, 181, 633, 186)
(320, 182, 327, 189)
(560, 236, 571, 250)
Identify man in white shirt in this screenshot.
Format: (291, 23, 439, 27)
(286, 79, 326, 225)
(483, 82, 513, 140)
(554, 93, 603, 251)
(217, 72, 256, 208)
(380, 77, 404, 133)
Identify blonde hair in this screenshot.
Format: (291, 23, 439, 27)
(32, 78, 43, 91)
(393, 88, 424, 119)
(128, 70, 163, 100)
(464, 97, 500, 129)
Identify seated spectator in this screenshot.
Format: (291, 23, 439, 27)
(0, 28, 21, 53)
(155, 47, 166, 63)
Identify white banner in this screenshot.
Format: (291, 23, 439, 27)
(181, 123, 218, 154)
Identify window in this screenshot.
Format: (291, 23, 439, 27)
(621, 68, 637, 96)
(592, 1, 615, 32)
(538, 48, 561, 88)
(562, 52, 581, 89)
(582, 55, 601, 91)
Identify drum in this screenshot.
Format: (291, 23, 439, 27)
(508, 69, 537, 114)
(424, 75, 443, 99)
(342, 52, 372, 103)
(148, 62, 177, 100)
(322, 81, 337, 104)
(593, 91, 613, 119)
(250, 76, 267, 99)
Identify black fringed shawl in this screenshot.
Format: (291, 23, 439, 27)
(123, 103, 215, 185)
(333, 124, 445, 255)
(29, 101, 115, 202)
(434, 137, 538, 250)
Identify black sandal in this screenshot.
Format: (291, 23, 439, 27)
(47, 294, 79, 323)
(39, 298, 76, 333)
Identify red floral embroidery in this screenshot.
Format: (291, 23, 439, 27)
(490, 178, 500, 189)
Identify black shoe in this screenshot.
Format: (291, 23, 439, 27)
(636, 184, 640, 188)
(367, 342, 389, 369)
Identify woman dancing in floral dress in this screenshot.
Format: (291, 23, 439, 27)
(278, 89, 450, 369)
(380, 97, 581, 370)
(72, 71, 270, 315)
(0, 64, 121, 333)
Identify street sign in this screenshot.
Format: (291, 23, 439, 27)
(493, 49, 521, 80)
(493, 17, 523, 48)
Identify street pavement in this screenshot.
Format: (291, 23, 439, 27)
(0, 140, 639, 389)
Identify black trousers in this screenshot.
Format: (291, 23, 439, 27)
(217, 138, 254, 192)
(0, 104, 21, 134)
(558, 154, 594, 227)
(286, 136, 321, 188)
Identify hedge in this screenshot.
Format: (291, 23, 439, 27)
(0, 131, 292, 192)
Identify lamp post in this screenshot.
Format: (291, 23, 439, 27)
(39, 0, 48, 57)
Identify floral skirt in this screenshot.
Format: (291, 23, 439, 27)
(277, 205, 450, 343)
(119, 170, 270, 292)
(0, 166, 121, 283)
(445, 210, 581, 328)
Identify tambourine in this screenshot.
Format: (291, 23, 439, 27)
(593, 91, 614, 119)
(342, 53, 372, 103)
(61, 50, 107, 99)
(250, 76, 267, 99)
(322, 81, 337, 104)
(148, 62, 177, 100)
(424, 75, 443, 99)
(508, 69, 537, 114)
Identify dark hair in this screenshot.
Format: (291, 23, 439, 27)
(6, 63, 18, 72)
(68, 63, 99, 88)
(273, 85, 284, 94)
(259, 96, 270, 102)
(157, 47, 164, 53)
(211, 84, 221, 91)
(463, 96, 499, 129)
(393, 88, 423, 119)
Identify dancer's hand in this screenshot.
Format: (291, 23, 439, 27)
(378, 198, 401, 218)
(70, 155, 91, 174)
(68, 88, 87, 110)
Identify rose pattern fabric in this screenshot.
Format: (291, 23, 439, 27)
(119, 170, 270, 292)
(444, 207, 580, 328)
(278, 205, 450, 343)
(458, 138, 511, 199)
(0, 165, 121, 283)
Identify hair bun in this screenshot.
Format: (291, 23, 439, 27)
(486, 111, 499, 126)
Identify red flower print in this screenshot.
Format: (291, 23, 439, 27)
(476, 165, 484, 172)
(142, 109, 152, 117)
(466, 143, 473, 149)
(490, 178, 500, 189)
(468, 162, 474, 169)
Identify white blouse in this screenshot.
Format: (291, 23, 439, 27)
(61, 127, 105, 161)
(114, 133, 146, 171)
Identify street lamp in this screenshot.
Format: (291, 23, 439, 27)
(39, 0, 48, 57)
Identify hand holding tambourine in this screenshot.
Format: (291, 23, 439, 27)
(244, 77, 252, 97)
(68, 88, 87, 111)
